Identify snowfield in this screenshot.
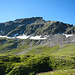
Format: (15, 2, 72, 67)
(63, 34, 73, 38)
(30, 36, 46, 40)
(16, 35, 29, 39)
(0, 34, 47, 40)
(0, 34, 74, 40)
(0, 35, 7, 38)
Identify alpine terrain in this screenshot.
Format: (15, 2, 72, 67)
(0, 17, 75, 75)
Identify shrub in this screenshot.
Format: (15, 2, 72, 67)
(5, 62, 13, 74)
(10, 65, 31, 75)
(26, 55, 53, 73)
(0, 55, 9, 62)
(21, 54, 34, 62)
(9, 56, 21, 62)
(0, 63, 7, 75)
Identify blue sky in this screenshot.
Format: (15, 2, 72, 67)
(0, 0, 75, 25)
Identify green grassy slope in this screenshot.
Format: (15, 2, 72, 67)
(27, 45, 59, 54)
(0, 38, 75, 75)
(36, 69, 75, 75)
(51, 44, 75, 56)
(36, 44, 75, 75)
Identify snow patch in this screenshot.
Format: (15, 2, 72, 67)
(0, 35, 14, 39)
(16, 34, 29, 39)
(30, 35, 46, 40)
(16, 34, 46, 40)
(0, 35, 7, 38)
(0, 34, 47, 40)
(63, 34, 73, 38)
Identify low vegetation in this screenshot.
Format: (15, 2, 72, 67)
(0, 38, 75, 75)
(0, 52, 75, 75)
(36, 69, 75, 75)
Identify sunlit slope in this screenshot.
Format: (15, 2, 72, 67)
(27, 45, 59, 54)
(36, 69, 75, 75)
(51, 44, 75, 56)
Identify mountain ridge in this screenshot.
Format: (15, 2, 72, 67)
(0, 17, 75, 37)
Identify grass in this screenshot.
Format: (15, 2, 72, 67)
(36, 69, 75, 75)
(51, 44, 75, 57)
(0, 38, 32, 54)
(27, 45, 59, 54)
(0, 52, 74, 75)
(0, 53, 74, 75)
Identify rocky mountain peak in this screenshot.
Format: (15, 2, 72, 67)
(0, 17, 75, 37)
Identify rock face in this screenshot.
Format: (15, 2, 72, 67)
(0, 17, 74, 37)
(65, 26, 75, 34)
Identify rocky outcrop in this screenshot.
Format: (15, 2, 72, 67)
(65, 26, 75, 34)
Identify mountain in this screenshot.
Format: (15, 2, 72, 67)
(0, 17, 75, 52)
(0, 17, 74, 37)
(0, 17, 75, 75)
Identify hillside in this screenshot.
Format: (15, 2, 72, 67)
(0, 38, 75, 75)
